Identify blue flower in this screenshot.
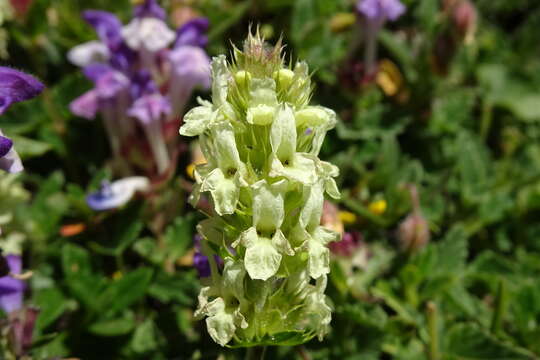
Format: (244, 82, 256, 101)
(0, 255, 25, 314)
(86, 177, 150, 211)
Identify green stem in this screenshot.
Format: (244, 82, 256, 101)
(480, 101, 493, 141)
(491, 279, 508, 335)
(427, 302, 439, 360)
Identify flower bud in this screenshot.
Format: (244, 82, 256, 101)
(273, 68, 294, 89)
(453, 0, 477, 43)
(398, 213, 430, 253)
(234, 70, 251, 85)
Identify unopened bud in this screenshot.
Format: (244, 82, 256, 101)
(329, 231, 362, 257)
(398, 213, 430, 253)
(234, 70, 251, 85)
(273, 68, 295, 90)
(453, 0, 477, 43)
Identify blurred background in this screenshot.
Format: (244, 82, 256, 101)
(1, 0, 540, 358)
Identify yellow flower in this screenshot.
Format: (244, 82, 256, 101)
(112, 271, 123, 280)
(339, 211, 357, 224)
(368, 199, 387, 215)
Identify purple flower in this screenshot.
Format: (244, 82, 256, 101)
(0, 130, 23, 173)
(86, 177, 150, 211)
(168, 46, 211, 116)
(134, 0, 166, 20)
(0, 134, 13, 157)
(193, 235, 223, 278)
(70, 67, 130, 119)
(109, 43, 137, 72)
(83, 10, 123, 50)
(94, 69, 130, 100)
(174, 18, 209, 48)
(0, 67, 44, 115)
(69, 90, 99, 120)
(82, 63, 112, 82)
(193, 252, 211, 278)
(128, 93, 171, 173)
(0, 255, 25, 314)
(130, 70, 158, 99)
(128, 93, 170, 125)
(356, 0, 406, 22)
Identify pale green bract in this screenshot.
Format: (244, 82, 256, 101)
(180, 32, 340, 347)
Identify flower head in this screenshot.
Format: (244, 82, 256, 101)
(182, 31, 340, 347)
(70, 3, 210, 178)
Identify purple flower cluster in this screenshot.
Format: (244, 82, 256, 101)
(0, 67, 44, 173)
(69, 0, 211, 177)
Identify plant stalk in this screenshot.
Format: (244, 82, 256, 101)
(427, 301, 439, 360)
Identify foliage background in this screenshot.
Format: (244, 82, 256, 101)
(2, 0, 540, 358)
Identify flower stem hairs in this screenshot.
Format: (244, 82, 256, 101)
(180, 29, 341, 347)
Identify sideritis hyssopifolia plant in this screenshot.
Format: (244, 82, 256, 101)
(180, 31, 341, 347)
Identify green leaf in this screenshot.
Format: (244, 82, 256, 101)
(147, 271, 197, 305)
(89, 313, 136, 337)
(89, 202, 144, 256)
(444, 323, 533, 359)
(97, 267, 153, 316)
(9, 135, 52, 158)
(34, 287, 67, 330)
(131, 319, 158, 353)
(62, 243, 107, 311)
(163, 215, 194, 261)
(433, 226, 468, 275)
(61, 243, 92, 278)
